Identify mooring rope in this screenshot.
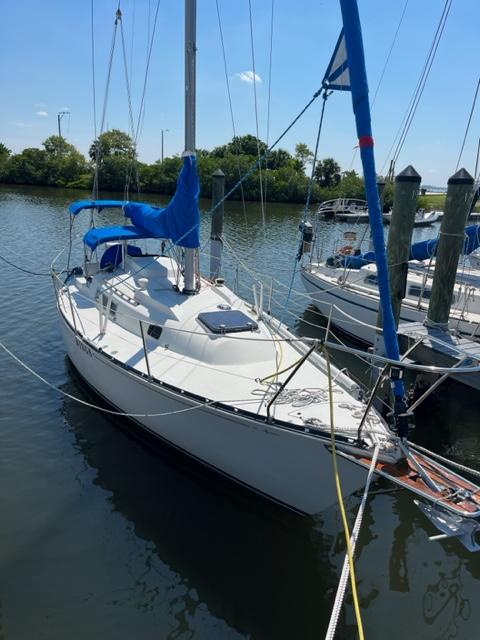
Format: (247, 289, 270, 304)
(323, 346, 365, 640)
(325, 444, 380, 640)
(0, 337, 249, 419)
(0, 254, 51, 277)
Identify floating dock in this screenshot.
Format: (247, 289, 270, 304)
(397, 321, 480, 390)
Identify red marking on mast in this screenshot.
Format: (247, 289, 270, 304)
(359, 135, 374, 148)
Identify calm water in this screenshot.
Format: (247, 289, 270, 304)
(0, 185, 479, 640)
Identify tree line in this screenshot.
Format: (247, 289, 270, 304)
(0, 131, 394, 206)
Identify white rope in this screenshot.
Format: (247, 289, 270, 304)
(408, 441, 480, 479)
(325, 444, 380, 640)
(0, 338, 243, 418)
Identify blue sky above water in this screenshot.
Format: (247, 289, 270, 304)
(1, 0, 478, 186)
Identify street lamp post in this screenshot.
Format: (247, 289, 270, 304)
(161, 128, 169, 162)
(57, 111, 70, 138)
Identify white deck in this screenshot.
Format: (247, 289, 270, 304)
(58, 255, 390, 445)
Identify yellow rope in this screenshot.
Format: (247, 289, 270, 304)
(323, 345, 365, 640)
(261, 321, 285, 384)
(259, 351, 304, 384)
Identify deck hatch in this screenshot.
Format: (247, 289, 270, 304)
(147, 324, 163, 339)
(197, 310, 258, 334)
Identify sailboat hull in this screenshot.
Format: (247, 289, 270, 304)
(59, 310, 367, 515)
(301, 268, 480, 344)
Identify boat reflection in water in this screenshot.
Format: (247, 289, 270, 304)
(62, 362, 341, 639)
(60, 358, 480, 640)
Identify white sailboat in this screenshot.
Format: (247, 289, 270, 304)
(301, 222, 480, 344)
(301, 259, 480, 344)
(51, 0, 480, 546)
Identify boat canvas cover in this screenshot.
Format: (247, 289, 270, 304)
(337, 225, 480, 268)
(69, 200, 125, 216)
(124, 154, 200, 249)
(83, 225, 155, 250)
(79, 155, 201, 250)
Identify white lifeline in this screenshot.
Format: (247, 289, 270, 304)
(301, 261, 480, 344)
(54, 252, 399, 515)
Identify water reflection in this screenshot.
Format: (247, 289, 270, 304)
(2, 186, 480, 639)
(423, 560, 471, 639)
(62, 363, 341, 640)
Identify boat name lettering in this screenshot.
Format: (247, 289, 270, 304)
(75, 338, 93, 357)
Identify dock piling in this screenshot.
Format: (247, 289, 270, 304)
(426, 168, 474, 328)
(387, 165, 421, 327)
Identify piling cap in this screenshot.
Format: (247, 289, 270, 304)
(212, 168, 225, 177)
(395, 165, 421, 183)
(448, 168, 474, 185)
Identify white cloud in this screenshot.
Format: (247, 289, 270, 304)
(35, 111, 49, 117)
(12, 121, 32, 128)
(235, 70, 262, 84)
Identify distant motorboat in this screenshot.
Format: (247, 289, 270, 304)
(383, 208, 441, 227)
(317, 198, 369, 221)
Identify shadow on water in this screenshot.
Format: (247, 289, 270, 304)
(62, 360, 347, 640)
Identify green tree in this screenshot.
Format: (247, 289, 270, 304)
(334, 170, 365, 200)
(89, 129, 135, 161)
(43, 135, 88, 186)
(88, 130, 138, 191)
(0, 143, 11, 179)
(2, 148, 48, 185)
(295, 143, 313, 171)
(211, 134, 267, 158)
(314, 158, 341, 187)
(0, 143, 11, 161)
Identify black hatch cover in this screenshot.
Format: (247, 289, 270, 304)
(197, 310, 258, 334)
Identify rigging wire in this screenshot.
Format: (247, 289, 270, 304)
(284, 91, 330, 309)
(214, 0, 248, 220)
(456, 76, 480, 171)
(381, 0, 452, 176)
(134, 0, 162, 144)
(206, 84, 325, 217)
(91, 9, 121, 203)
(248, 0, 266, 226)
(348, 0, 409, 171)
(263, 0, 275, 211)
(118, 12, 141, 197)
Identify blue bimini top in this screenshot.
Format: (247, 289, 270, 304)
(73, 154, 201, 251)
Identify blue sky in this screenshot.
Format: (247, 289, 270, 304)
(1, 1, 478, 186)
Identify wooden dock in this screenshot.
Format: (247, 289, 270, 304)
(397, 321, 480, 390)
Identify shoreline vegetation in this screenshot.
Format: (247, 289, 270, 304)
(0, 130, 448, 210)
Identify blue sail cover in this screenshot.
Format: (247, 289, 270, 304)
(338, 224, 480, 268)
(81, 155, 200, 251)
(124, 154, 200, 248)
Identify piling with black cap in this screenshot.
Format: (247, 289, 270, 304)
(210, 168, 225, 280)
(387, 165, 421, 327)
(426, 168, 474, 327)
